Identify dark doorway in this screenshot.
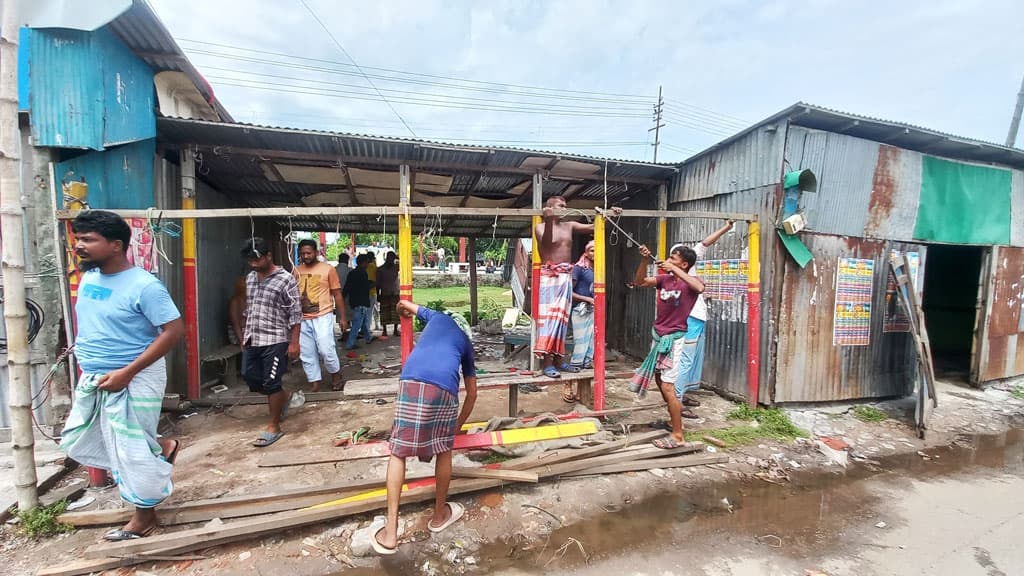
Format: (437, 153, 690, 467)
(921, 245, 984, 381)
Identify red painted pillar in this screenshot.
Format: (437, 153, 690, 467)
(418, 232, 424, 266)
(318, 232, 327, 258)
(458, 237, 467, 263)
(746, 222, 761, 406)
(593, 216, 606, 411)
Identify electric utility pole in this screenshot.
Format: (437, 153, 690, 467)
(1006, 74, 1024, 148)
(649, 86, 665, 162)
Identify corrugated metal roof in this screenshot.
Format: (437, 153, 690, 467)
(107, 0, 233, 122)
(681, 102, 1024, 171)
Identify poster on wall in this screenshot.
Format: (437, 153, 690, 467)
(694, 259, 748, 303)
(125, 218, 159, 274)
(833, 257, 874, 346)
(883, 251, 920, 333)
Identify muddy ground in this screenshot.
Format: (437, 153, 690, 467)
(2, 334, 1023, 576)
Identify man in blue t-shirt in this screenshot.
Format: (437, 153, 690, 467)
(372, 300, 478, 556)
(60, 211, 184, 541)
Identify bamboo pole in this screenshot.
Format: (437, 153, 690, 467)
(0, 0, 38, 510)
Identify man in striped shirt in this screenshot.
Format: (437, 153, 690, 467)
(240, 237, 303, 448)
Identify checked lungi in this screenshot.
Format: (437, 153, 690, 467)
(533, 262, 574, 358)
(389, 379, 460, 463)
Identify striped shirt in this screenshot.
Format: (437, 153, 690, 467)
(243, 267, 302, 347)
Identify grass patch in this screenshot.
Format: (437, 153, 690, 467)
(481, 452, 514, 465)
(688, 404, 809, 448)
(852, 405, 888, 423)
(17, 500, 73, 538)
(413, 286, 512, 312)
(1011, 385, 1024, 400)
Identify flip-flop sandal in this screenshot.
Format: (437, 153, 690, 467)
(253, 431, 285, 448)
(652, 437, 682, 450)
(543, 366, 561, 379)
(557, 363, 581, 373)
(682, 397, 701, 407)
(428, 502, 465, 533)
(163, 439, 182, 464)
(682, 409, 699, 419)
(331, 380, 346, 392)
(371, 526, 397, 556)
(104, 525, 156, 541)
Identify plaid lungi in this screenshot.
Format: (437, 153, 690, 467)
(379, 294, 400, 325)
(533, 262, 574, 358)
(389, 379, 460, 462)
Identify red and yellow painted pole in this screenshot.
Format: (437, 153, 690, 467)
(657, 218, 667, 261)
(399, 168, 414, 362)
(746, 221, 761, 407)
(182, 194, 200, 400)
(530, 216, 541, 370)
(593, 214, 606, 412)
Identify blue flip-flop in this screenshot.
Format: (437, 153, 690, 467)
(253, 431, 285, 448)
(543, 366, 561, 378)
(557, 363, 581, 373)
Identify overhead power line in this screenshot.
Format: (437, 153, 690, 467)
(298, 0, 417, 137)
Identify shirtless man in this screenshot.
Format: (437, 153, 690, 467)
(533, 196, 619, 379)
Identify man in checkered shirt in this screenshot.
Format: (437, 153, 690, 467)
(240, 237, 302, 448)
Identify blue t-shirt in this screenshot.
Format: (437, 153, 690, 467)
(400, 307, 475, 397)
(572, 265, 594, 298)
(75, 267, 181, 373)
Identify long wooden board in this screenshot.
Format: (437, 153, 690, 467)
(562, 453, 728, 476)
(452, 467, 539, 483)
(258, 421, 600, 467)
(460, 402, 663, 431)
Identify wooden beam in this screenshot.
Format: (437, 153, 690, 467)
(461, 151, 495, 207)
(180, 144, 669, 185)
(562, 452, 728, 476)
(468, 236, 479, 325)
(261, 160, 287, 183)
(452, 467, 538, 483)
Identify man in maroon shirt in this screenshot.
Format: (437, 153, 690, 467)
(630, 243, 705, 449)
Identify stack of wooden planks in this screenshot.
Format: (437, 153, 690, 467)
(44, 430, 725, 576)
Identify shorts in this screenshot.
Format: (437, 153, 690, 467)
(242, 342, 289, 395)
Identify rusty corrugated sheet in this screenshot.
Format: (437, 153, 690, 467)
(606, 208, 660, 360)
(668, 185, 780, 401)
(671, 121, 787, 202)
(981, 247, 1024, 382)
(774, 235, 921, 402)
(153, 159, 186, 391)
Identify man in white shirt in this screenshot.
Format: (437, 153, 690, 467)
(672, 220, 733, 418)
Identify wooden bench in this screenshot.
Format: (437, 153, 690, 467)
(201, 345, 243, 389)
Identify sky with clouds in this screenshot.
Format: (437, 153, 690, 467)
(150, 0, 1024, 163)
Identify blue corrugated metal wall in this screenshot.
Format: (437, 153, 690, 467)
(56, 138, 156, 209)
(23, 27, 155, 150)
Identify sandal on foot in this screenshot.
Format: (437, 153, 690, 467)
(104, 525, 156, 541)
(253, 431, 285, 448)
(163, 439, 182, 464)
(371, 526, 397, 556)
(682, 397, 701, 407)
(557, 363, 581, 373)
(652, 437, 682, 450)
(542, 366, 561, 379)
(428, 502, 465, 533)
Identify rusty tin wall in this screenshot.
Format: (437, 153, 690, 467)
(980, 246, 1024, 381)
(774, 234, 924, 403)
(785, 126, 1024, 247)
(153, 158, 185, 390)
(606, 211, 661, 360)
(668, 185, 781, 401)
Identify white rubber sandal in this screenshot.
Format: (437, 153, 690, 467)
(371, 526, 397, 556)
(427, 502, 465, 533)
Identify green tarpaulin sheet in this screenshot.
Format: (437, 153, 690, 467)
(777, 229, 813, 268)
(914, 156, 1011, 245)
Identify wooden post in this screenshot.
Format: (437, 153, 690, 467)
(593, 214, 606, 412)
(398, 166, 414, 362)
(746, 221, 761, 407)
(468, 237, 478, 325)
(181, 150, 200, 400)
(458, 237, 467, 263)
(0, 0, 38, 510)
(530, 172, 542, 372)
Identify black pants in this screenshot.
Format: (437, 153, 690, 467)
(242, 342, 289, 395)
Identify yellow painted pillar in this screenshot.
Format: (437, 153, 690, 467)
(746, 221, 761, 407)
(657, 218, 668, 261)
(593, 214, 606, 411)
(399, 166, 414, 361)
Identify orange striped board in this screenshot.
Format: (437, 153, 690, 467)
(258, 421, 600, 467)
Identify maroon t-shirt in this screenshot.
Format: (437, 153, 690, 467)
(653, 274, 699, 336)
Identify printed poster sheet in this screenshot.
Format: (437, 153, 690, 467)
(694, 259, 748, 302)
(833, 257, 874, 346)
(883, 251, 920, 333)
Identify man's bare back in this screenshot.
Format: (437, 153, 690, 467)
(535, 197, 594, 264)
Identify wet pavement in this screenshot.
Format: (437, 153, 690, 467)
(362, 429, 1024, 576)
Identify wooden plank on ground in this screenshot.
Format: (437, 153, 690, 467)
(40, 480, 87, 508)
(562, 453, 728, 477)
(460, 402, 663, 431)
(258, 421, 600, 467)
(58, 474, 430, 527)
(452, 467, 538, 483)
